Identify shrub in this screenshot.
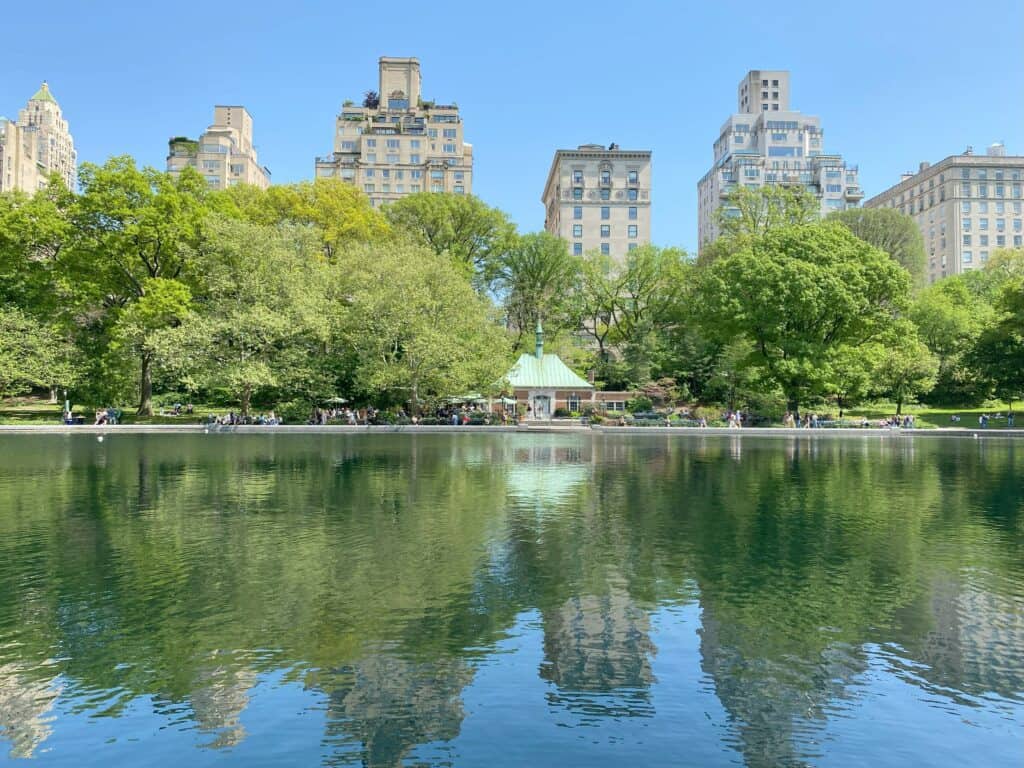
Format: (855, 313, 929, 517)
(626, 396, 654, 414)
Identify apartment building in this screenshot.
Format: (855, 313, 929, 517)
(542, 144, 652, 260)
(0, 82, 77, 194)
(697, 70, 862, 249)
(864, 144, 1024, 283)
(167, 106, 270, 190)
(315, 57, 472, 206)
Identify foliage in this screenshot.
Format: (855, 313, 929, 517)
(362, 90, 379, 109)
(970, 277, 1024, 407)
(336, 242, 511, 412)
(494, 232, 579, 348)
(714, 185, 819, 242)
(871, 327, 939, 414)
(691, 222, 910, 415)
(383, 193, 517, 289)
(0, 307, 78, 395)
(828, 207, 927, 288)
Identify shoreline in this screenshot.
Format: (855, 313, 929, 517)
(0, 423, 1022, 439)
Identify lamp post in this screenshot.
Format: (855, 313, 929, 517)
(63, 389, 69, 421)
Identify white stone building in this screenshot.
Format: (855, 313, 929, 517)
(0, 82, 77, 194)
(167, 106, 270, 190)
(697, 70, 862, 250)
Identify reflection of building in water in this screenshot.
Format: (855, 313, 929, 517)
(698, 607, 866, 768)
(539, 588, 656, 719)
(321, 653, 474, 767)
(505, 438, 592, 507)
(189, 661, 258, 749)
(892, 573, 1024, 702)
(0, 663, 60, 759)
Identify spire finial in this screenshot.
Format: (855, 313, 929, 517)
(535, 319, 544, 359)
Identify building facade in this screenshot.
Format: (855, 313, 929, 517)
(864, 144, 1024, 283)
(0, 118, 42, 194)
(315, 57, 472, 207)
(167, 106, 270, 190)
(542, 144, 651, 260)
(1, 82, 77, 194)
(697, 70, 862, 249)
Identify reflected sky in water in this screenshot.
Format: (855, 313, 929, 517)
(0, 433, 1021, 766)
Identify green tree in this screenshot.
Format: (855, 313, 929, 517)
(214, 178, 389, 256)
(337, 242, 510, 412)
(152, 218, 331, 415)
(68, 156, 210, 414)
(494, 232, 580, 349)
(872, 329, 939, 415)
(828, 207, 927, 287)
(383, 193, 516, 288)
(970, 278, 1024, 409)
(691, 223, 909, 417)
(715, 185, 819, 240)
(0, 306, 78, 396)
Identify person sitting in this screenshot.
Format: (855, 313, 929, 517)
(94, 409, 108, 426)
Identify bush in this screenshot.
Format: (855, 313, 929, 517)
(626, 396, 654, 414)
(553, 407, 570, 417)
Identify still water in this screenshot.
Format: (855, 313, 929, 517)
(0, 433, 1021, 766)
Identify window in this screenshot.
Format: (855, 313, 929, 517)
(202, 160, 220, 169)
(410, 139, 421, 149)
(997, 218, 1006, 231)
(395, 170, 404, 180)
(962, 251, 973, 263)
(628, 170, 638, 184)
(382, 184, 390, 193)
(980, 218, 989, 230)
(961, 168, 970, 179)
(366, 153, 376, 162)
(573, 206, 582, 220)
(454, 185, 464, 194)
(1015, 219, 1023, 231)
(600, 243, 610, 255)
(600, 170, 611, 185)
(772, 104, 779, 110)
(382, 169, 390, 178)
(409, 154, 420, 163)
(628, 206, 637, 220)
(996, 201, 1005, 214)
(386, 153, 399, 163)
(427, 129, 437, 138)
(431, 183, 443, 192)
(962, 218, 971, 231)
(443, 128, 457, 138)
(1014, 184, 1022, 199)
(600, 225, 610, 237)
(341, 141, 356, 151)
(365, 169, 375, 178)
(600, 188, 610, 201)
(961, 202, 971, 213)
(573, 170, 583, 184)
(628, 224, 638, 238)
(430, 170, 444, 179)
(601, 206, 610, 220)
(772, 91, 779, 99)
(364, 184, 375, 193)
(978, 169, 988, 180)
(826, 184, 842, 193)
(627, 188, 638, 201)
(606, 400, 625, 412)
(411, 184, 421, 192)
(573, 224, 583, 237)
(762, 104, 769, 111)
(366, 139, 377, 148)
(979, 184, 988, 197)
(997, 235, 1005, 247)
(1016, 236, 1023, 247)
(386, 139, 400, 149)
(628, 243, 638, 251)
(572, 187, 583, 200)
(411, 170, 422, 179)
(762, 91, 768, 98)
(772, 79, 779, 86)
(762, 79, 768, 86)
(396, 184, 404, 193)
(996, 184, 1005, 198)
(962, 183, 971, 197)
(567, 394, 581, 412)
(443, 143, 456, 153)
(573, 242, 583, 255)
(454, 171, 464, 180)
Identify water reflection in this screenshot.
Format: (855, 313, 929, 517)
(0, 434, 1020, 766)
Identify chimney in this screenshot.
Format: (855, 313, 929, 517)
(919, 161, 930, 172)
(964, 145, 974, 155)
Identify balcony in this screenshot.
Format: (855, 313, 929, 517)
(845, 186, 864, 200)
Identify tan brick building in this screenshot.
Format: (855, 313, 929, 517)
(542, 144, 652, 261)
(1, 82, 77, 194)
(315, 57, 472, 207)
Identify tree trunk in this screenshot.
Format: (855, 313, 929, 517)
(787, 395, 800, 423)
(137, 353, 153, 416)
(241, 384, 252, 417)
(49, 386, 58, 404)
(895, 395, 903, 416)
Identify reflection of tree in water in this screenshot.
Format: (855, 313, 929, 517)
(319, 653, 473, 767)
(0, 662, 60, 759)
(189, 655, 257, 749)
(540, 589, 656, 720)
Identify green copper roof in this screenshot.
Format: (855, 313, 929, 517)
(506, 353, 593, 390)
(31, 82, 57, 103)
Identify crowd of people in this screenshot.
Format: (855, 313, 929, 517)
(207, 411, 281, 426)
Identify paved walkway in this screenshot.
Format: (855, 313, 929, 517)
(1, 423, 1023, 439)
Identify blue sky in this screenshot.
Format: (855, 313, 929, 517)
(2, 0, 1021, 252)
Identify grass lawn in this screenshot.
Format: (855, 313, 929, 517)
(845, 402, 1019, 430)
(0, 397, 218, 425)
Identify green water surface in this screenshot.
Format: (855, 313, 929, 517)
(0, 433, 1021, 766)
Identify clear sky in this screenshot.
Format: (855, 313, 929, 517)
(2, 0, 1022, 252)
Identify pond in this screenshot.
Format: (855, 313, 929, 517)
(0, 433, 1021, 766)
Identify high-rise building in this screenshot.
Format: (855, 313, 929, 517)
(0, 117, 42, 194)
(863, 144, 1024, 283)
(0, 82, 77, 194)
(697, 70, 862, 249)
(167, 106, 270, 190)
(315, 57, 472, 207)
(542, 144, 652, 260)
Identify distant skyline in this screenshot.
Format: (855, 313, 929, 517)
(2, 0, 1022, 252)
